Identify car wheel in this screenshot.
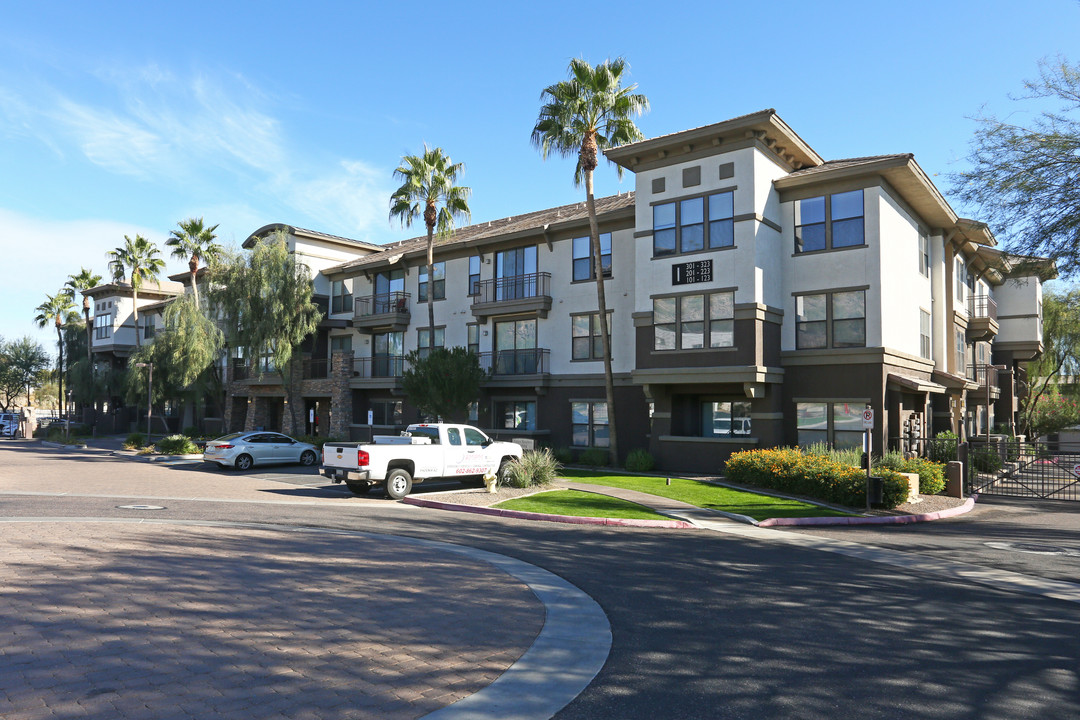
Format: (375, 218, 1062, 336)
(235, 454, 254, 471)
(385, 468, 413, 500)
(299, 450, 317, 466)
(345, 481, 372, 496)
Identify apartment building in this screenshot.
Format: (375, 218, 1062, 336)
(87, 109, 1052, 473)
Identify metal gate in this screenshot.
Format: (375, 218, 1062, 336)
(967, 439, 1080, 501)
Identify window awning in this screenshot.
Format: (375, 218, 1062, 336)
(887, 373, 948, 395)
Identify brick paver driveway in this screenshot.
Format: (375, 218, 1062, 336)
(1, 519, 544, 720)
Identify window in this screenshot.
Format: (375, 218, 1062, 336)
(467, 401, 478, 423)
(794, 190, 864, 253)
(955, 258, 967, 302)
(417, 327, 445, 359)
(919, 234, 930, 278)
(494, 318, 538, 373)
(330, 335, 353, 354)
(418, 262, 445, 302)
(955, 329, 966, 377)
(653, 291, 734, 351)
(702, 401, 751, 437)
(571, 401, 609, 447)
(143, 317, 154, 340)
(373, 331, 403, 377)
(464, 427, 488, 446)
(653, 191, 735, 256)
(467, 323, 480, 355)
(331, 279, 353, 314)
(373, 269, 406, 313)
(468, 256, 481, 296)
(919, 310, 931, 360)
(369, 400, 402, 426)
(571, 312, 610, 360)
(495, 246, 538, 300)
(94, 313, 112, 339)
(797, 401, 864, 449)
(446, 427, 462, 446)
(572, 233, 612, 281)
(795, 290, 865, 349)
(496, 400, 535, 430)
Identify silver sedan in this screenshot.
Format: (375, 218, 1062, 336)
(203, 431, 319, 471)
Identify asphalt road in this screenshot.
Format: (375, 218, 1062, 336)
(4, 439, 1080, 719)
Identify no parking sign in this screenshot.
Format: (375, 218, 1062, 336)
(862, 408, 874, 430)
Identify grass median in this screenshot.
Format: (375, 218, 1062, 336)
(559, 469, 855, 521)
(494, 490, 672, 521)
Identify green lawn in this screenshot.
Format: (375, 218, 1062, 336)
(494, 490, 673, 521)
(560, 469, 855, 521)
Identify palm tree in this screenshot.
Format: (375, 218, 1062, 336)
(34, 292, 78, 420)
(65, 267, 103, 366)
(389, 145, 471, 352)
(531, 57, 649, 467)
(107, 234, 166, 349)
(166, 217, 221, 309)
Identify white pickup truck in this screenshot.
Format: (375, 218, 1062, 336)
(320, 423, 524, 499)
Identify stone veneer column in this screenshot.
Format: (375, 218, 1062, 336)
(330, 351, 353, 439)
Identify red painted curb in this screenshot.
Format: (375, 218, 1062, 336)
(402, 497, 694, 529)
(758, 496, 976, 527)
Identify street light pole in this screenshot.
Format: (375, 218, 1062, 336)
(134, 362, 153, 443)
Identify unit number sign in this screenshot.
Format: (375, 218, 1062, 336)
(672, 259, 713, 286)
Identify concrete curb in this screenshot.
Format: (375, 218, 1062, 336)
(402, 497, 695, 529)
(758, 495, 977, 527)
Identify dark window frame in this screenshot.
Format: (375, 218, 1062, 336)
(571, 400, 609, 447)
(572, 232, 613, 281)
(418, 262, 446, 303)
(795, 289, 866, 350)
(652, 191, 735, 257)
(794, 189, 865, 254)
(331, 279, 353, 314)
(652, 291, 735, 351)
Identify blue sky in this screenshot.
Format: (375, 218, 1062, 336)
(2, 0, 1078, 353)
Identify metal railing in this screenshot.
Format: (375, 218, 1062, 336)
(968, 294, 998, 320)
(968, 438, 1080, 501)
(355, 292, 410, 318)
(473, 272, 551, 304)
(477, 348, 549, 375)
(302, 358, 329, 379)
(231, 361, 250, 381)
(349, 355, 405, 378)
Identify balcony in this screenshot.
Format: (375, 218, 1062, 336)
(967, 363, 1005, 405)
(478, 348, 550, 376)
(301, 358, 330, 380)
(471, 272, 552, 322)
(354, 292, 410, 333)
(966, 294, 999, 340)
(349, 355, 405, 379)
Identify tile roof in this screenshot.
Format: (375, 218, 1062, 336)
(783, 154, 913, 179)
(325, 192, 636, 273)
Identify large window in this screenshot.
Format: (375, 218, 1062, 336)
(331, 279, 353, 314)
(495, 246, 538, 301)
(653, 191, 734, 256)
(496, 400, 536, 430)
(795, 290, 865, 349)
(331, 335, 353, 354)
(797, 401, 864, 449)
(653, 291, 734, 351)
(468, 256, 481, 296)
(373, 331, 403, 377)
(572, 233, 612, 281)
(494, 318, 538, 373)
(702, 401, 751, 437)
(418, 262, 445, 302)
(571, 312, 610, 360)
(794, 190, 864, 253)
(417, 327, 445, 359)
(94, 313, 112, 339)
(919, 310, 931, 360)
(571, 401, 609, 447)
(369, 400, 402, 426)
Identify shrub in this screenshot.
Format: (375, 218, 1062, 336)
(873, 452, 946, 496)
(182, 425, 201, 438)
(579, 448, 608, 467)
(125, 432, 146, 449)
(971, 446, 1003, 473)
(624, 448, 655, 472)
(552, 447, 574, 465)
(504, 448, 562, 488)
(156, 434, 199, 455)
(295, 435, 340, 450)
(927, 430, 958, 464)
(804, 441, 863, 469)
(724, 447, 908, 509)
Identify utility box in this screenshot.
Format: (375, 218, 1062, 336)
(946, 461, 964, 498)
(867, 476, 884, 506)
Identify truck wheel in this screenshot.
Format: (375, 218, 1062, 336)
(497, 459, 514, 486)
(385, 469, 413, 500)
(235, 454, 253, 471)
(345, 481, 372, 496)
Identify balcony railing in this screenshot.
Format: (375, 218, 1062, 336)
(478, 348, 550, 375)
(302, 358, 330, 379)
(355, 292, 411, 318)
(349, 355, 405, 379)
(474, 272, 551, 304)
(231, 361, 250, 381)
(968, 294, 998, 320)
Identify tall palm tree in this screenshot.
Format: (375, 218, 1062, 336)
(166, 217, 221, 309)
(65, 267, 103, 365)
(107, 234, 166, 349)
(389, 145, 471, 352)
(35, 292, 78, 419)
(531, 57, 649, 467)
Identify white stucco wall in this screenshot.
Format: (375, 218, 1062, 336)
(995, 274, 1043, 344)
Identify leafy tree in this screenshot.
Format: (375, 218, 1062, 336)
(2, 336, 50, 407)
(206, 231, 321, 430)
(531, 57, 649, 466)
(107, 234, 166, 349)
(64, 267, 102, 365)
(167, 217, 221, 309)
(389, 145, 471, 351)
(953, 58, 1080, 277)
(401, 347, 486, 422)
(34, 291, 77, 418)
(1020, 286, 1080, 436)
(1025, 387, 1080, 439)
